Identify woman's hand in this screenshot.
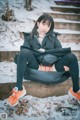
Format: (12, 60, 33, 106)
(64, 66, 69, 71)
(38, 48, 45, 52)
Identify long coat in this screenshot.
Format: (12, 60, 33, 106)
(18, 32, 71, 84)
(21, 32, 71, 65)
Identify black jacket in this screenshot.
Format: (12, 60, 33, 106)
(22, 32, 62, 51)
(21, 32, 71, 65)
(14, 32, 71, 84)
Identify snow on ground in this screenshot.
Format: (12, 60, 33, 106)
(55, 29, 80, 34)
(54, 18, 80, 23)
(0, 94, 80, 120)
(0, 0, 55, 51)
(0, 61, 17, 83)
(62, 43, 80, 51)
(0, 0, 80, 51)
(0, 0, 80, 120)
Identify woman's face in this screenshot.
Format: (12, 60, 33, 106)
(37, 20, 51, 35)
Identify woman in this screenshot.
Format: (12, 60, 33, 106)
(7, 14, 80, 106)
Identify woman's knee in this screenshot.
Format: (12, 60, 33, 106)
(66, 53, 77, 61)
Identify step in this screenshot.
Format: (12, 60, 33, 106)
(54, 0, 80, 6)
(55, 29, 80, 43)
(62, 43, 80, 51)
(0, 80, 73, 100)
(0, 50, 80, 61)
(58, 34, 80, 43)
(48, 12, 80, 21)
(51, 6, 80, 13)
(28, 18, 80, 31)
(0, 51, 19, 62)
(54, 19, 80, 30)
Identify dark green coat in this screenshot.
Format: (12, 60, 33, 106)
(20, 32, 71, 84)
(22, 32, 62, 52)
(21, 32, 71, 65)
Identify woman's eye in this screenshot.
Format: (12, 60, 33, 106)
(42, 23, 45, 25)
(42, 23, 48, 27)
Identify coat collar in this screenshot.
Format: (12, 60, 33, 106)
(33, 34, 48, 48)
(33, 31, 54, 47)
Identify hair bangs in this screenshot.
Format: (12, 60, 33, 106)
(42, 19, 51, 26)
(31, 14, 54, 37)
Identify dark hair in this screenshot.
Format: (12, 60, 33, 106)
(31, 14, 54, 37)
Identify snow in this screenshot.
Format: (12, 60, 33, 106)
(0, 0, 55, 51)
(0, 61, 17, 83)
(51, 4, 80, 9)
(0, 0, 80, 51)
(0, 0, 80, 119)
(55, 29, 80, 34)
(0, 94, 80, 120)
(48, 11, 80, 15)
(54, 18, 80, 23)
(62, 43, 80, 51)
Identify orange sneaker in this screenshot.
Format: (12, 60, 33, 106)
(7, 86, 26, 106)
(68, 87, 80, 101)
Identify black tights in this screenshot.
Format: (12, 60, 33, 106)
(55, 53, 79, 92)
(16, 49, 79, 92)
(16, 49, 39, 90)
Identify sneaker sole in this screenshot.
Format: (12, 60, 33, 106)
(6, 99, 19, 107)
(68, 91, 79, 101)
(6, 86, 26, 107)
(18, 87, 26, 99)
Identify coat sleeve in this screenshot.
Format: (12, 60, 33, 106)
(45, 47, 71, 57)
(22, 33, 31, 48)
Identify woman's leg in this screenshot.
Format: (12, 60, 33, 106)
(7, 49, 39, 106)
(55, 53, 79, 92)
(16, 49, 39, 90)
